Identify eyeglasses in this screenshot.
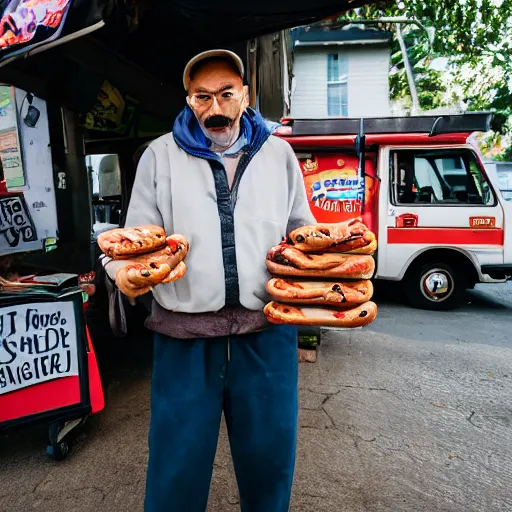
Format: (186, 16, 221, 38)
(188, 88, 243, 110)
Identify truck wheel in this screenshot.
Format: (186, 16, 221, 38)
(404, 261, 466, 311)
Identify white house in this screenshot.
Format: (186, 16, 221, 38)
(289, 26, 392, 119)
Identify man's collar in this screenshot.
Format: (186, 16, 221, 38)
(211, 132, 248, 158)
(172, 105, 271, 162)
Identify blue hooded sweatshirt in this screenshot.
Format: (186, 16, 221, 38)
(172, 105, 271, 308)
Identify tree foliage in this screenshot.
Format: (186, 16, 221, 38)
(336, 0, 512, 160)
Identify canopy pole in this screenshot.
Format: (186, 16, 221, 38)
(248, 39, 258, 109)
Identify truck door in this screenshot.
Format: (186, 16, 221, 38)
(379, 145, 504, 308)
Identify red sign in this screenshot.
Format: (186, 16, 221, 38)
(299, 154, 377, 221)
(470, 217, 496, 229)
(395, 213, 418, 228)
(298, 153, 379, 236)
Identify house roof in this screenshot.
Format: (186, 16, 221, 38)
(292, 26, 393, 47)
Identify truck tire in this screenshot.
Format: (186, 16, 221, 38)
(404, 261, 466, 311)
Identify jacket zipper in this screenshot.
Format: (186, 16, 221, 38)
(230, 152, 251, 210)
(209, 138, 268, 338)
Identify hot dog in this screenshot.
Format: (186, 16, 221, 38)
(161, 261, 187, 283)
(126, 234, 189, 268)
(98, 225, 170, 259)
(100, 229, 190, 297)
(263, 301, 378, 328)
(266, 245, 375, 279)
(266, 278, 373, 307)
(103, 233, 189, 278)
(117, 261, 174, 289)
(287, 217, 377, 255)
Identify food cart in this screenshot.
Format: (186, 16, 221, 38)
(0, 82, 104, 459)
(0, 277, 104, 460)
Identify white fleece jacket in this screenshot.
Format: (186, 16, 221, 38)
(108, 132, 315, 314)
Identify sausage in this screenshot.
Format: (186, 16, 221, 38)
(115, 262, 171, 298)
(103, 232, 190, 298)
(263, 301, 378, 328)
(266, 245, 375, 279)
(161, 261, 187, 283)
(130, 234, 189, 269)
(266, 278, 373, 307)
(112, 260, 187, 299)
(97, 225, 167, 259)
(287, 217, 377, 255)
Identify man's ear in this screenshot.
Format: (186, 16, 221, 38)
(186, 95, 192, 108)
(243, 85, 250, 108)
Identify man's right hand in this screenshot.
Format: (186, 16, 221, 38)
(115, 262, 172, 299)
(101, 234, 189, 299)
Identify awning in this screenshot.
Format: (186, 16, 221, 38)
(0, 0, 378, 70)
(0, 0, 383, 125)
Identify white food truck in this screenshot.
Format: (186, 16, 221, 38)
(279, 113, 512, 310)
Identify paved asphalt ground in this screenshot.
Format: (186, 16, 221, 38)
(1, 282, 511, 512)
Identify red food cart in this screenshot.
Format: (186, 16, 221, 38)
(0, 276, 104, 460)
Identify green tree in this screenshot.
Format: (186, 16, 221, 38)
(335, 0, 512, 159)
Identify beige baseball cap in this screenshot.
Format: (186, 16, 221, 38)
(183, 49, 244, 91)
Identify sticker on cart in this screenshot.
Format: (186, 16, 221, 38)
(0, 301, 79, 395)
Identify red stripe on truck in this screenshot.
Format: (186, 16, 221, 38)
(387, 227, 504, 245)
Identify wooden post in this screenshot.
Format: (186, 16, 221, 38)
(248, 38, 258, 109)
(256, 32, 283, 121)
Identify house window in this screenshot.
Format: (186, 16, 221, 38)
(391, 149, 495, 206)
(327, 54, 348, 117)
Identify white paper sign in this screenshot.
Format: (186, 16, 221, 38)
(0, 301, 79, 395)
(0, 89, 59, 257)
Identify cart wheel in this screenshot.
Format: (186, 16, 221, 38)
(46, 421, 70, 461)
(46, 441, 70, 461)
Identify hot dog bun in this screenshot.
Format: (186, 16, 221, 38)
(263, 301, 378, 328)
(266, 246, 375, 280)
(127, 234, 189, 268)
(266, 278, 373, 307)
(287, 217, 377, 255)
(321, 234, 377, 255)
(98, 225, 167, 258)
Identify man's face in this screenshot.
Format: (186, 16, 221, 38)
(187, 60, 249, 148)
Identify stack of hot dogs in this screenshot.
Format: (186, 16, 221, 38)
(264, 218, 378, 328)
(97, 225, 189, 296)
(96, 221, 377, 329)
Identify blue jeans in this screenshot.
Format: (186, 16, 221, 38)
(144, 325, 299, 512)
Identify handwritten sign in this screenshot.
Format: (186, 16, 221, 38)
(0, 193, 37, 248)
(0, 302, 79, 395)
